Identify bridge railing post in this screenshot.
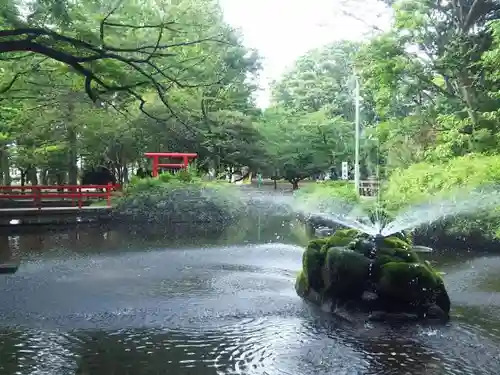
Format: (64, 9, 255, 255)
(106, 183, 112, 207)
(33, 186, 41, 209)
(78, 186, 83, 208)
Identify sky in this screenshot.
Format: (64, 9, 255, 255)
(218, 0, 392, 108)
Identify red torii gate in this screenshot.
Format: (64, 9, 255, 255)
(144, 152, 198, 177)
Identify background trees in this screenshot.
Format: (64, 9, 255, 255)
(3, 0, 500, 190)
(0, 0, 262, 184)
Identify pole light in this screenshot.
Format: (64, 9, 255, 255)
(354, 76, 360, 196)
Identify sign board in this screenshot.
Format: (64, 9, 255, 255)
(341, 162, 349, 180)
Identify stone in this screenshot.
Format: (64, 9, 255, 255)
(425, 303, 447, 321)
(295, 229, 451, 323)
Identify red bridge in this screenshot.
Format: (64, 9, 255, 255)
(0, 184, 121, 208)
(0, 151, 197, 224)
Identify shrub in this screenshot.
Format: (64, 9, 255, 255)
(293, 180, 360, 212)
(113, 168, 243, 230)
(382, 153, 500, 241)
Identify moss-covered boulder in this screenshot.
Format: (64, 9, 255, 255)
(296, 229, 450, 322)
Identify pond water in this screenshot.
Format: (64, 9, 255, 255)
(0, 214, 500, 375)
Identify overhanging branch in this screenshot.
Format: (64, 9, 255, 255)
(0, 12, 238, 123)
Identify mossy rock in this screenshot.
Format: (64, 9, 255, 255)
(376, 247, 419, 263)
(378, 235, 411, 250)
(324, 228, 363, 248)
(391, 231, 414, 246)
(377, 262, 450, 315)
(322, 247, 370, 300)
(302, 242, 327, 291)
(297, 228, 451, 321)
(295, 270, 309, 297)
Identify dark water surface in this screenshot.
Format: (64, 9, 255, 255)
(0, 216, 500, 375)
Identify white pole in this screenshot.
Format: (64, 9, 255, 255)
(354, 76, 360, 196)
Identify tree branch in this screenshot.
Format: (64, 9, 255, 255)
(0, 21, 234, 123)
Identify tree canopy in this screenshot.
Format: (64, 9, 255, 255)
(0, 0, 263, 185)
(3, 0, 500, 191)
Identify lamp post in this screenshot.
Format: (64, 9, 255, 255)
(354, 75, 361, 196)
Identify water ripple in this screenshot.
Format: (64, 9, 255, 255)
(0, 242, 500, 374)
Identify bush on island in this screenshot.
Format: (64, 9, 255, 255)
(112, 168, 244, 228)
(296, 228, 450, 322)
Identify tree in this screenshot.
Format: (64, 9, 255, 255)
(270, 40, 362, 120)
(0, 0, 264, 185)
(356, 0, 500, 167)
(257, 108, 354, 189)
(0, 0, 244, 120)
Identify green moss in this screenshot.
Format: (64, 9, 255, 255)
(322, 247, 370, 299)
(307, 238, 328, 252)
(379, 236, 411, 250)
(324, 229, 361, 248)
(380, 262, 438, 286)
(391, 231, 414, 246)
(349, 238, 374, 257)
(377, 261, 449, 313)
(302, 245, 327, 291)
(298, 228, 451, 317)
(376, 247, 420, 263)
(295, 270, 309, 297)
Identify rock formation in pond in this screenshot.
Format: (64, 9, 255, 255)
(295, 228, 450, 322)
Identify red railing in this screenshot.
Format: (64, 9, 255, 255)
(0, 184, 121, 208)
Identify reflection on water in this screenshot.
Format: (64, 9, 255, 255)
(0, 217, 499, 375)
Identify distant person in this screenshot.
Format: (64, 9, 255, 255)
(256, 172, 263, 188)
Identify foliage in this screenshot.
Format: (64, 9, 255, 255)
(4, 0, 500, 248)
(114, 168, 244, 228)
(383, 154, 500, 209)
(293, 180, 359, 212)
(255, 41, 369, 188)
(382, 154, 500, 241)
(0, 0, 263, 185)
(356, 0, 500, 172)
(256, 107, 357, 188)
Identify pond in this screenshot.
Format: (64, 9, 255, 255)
(0, 213, 499, 375)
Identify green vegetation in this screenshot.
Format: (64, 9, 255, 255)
(3, 0, 500, 243)
(292, 181, 360, 213)
(112, 168, 243, 228)
(297, 228, 450, 321)
(0, 0, 262, 185)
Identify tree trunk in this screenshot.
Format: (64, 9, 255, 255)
(123, 165, 129, 184)
(27, 167, 38, 185)
(0, 147, 11, 185)
(67, 101, 78, 185)
(41, 169, 49, 185)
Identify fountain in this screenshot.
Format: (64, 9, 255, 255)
(290, 183, 500, 323)
(295, 227, 451, 322)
